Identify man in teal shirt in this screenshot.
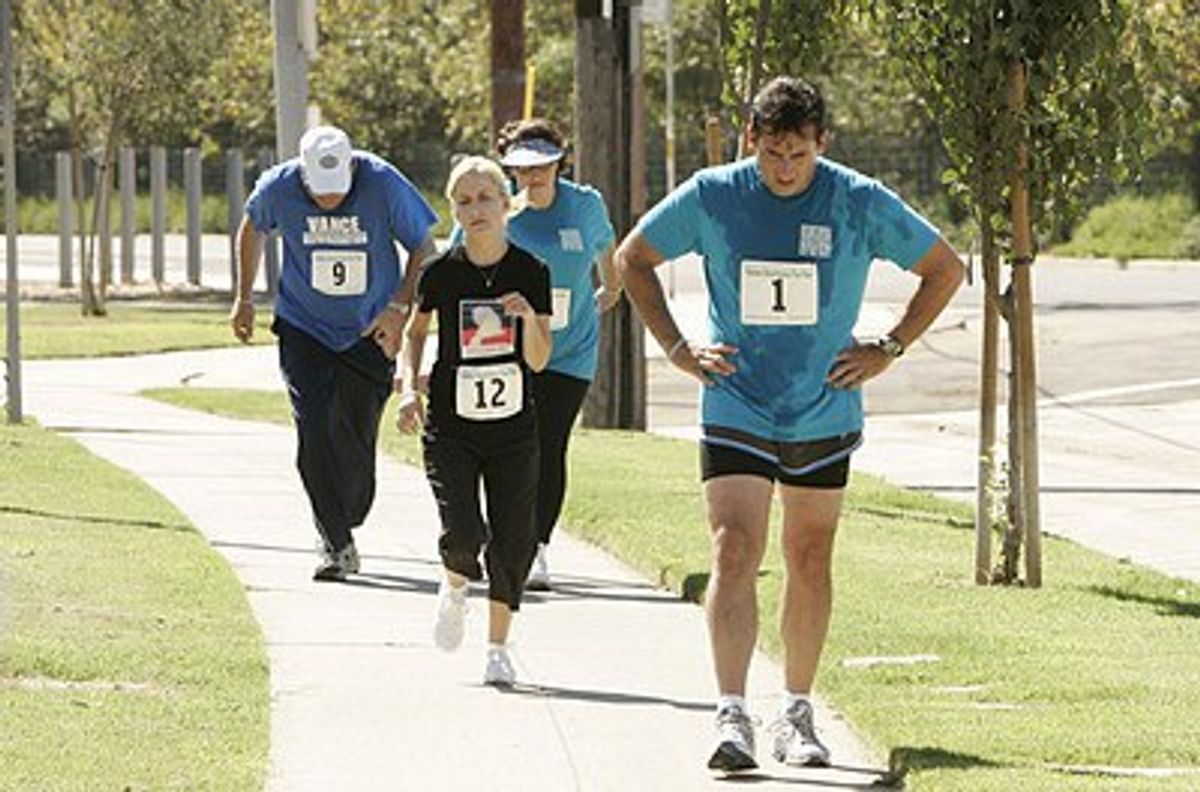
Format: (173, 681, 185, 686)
(618, 77, 964, 773)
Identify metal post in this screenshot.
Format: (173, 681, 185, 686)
(3, 0, 21, 423)
(226, 148, 245, 295)
(150, 146, 166, 284)
(271, 0, 308, 160)
(119, 146, 135, 283)
(184, 146, 201, 285)
(664, 0, 676, 298)
(258, 148, 279, 296)
(56, 151, 73, 287)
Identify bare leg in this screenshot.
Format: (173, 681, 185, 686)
(703, 475, 773, 695)
(487, 600, 513, 645)
(777, 485, 844, 693)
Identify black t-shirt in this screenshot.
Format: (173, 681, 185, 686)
(418, 242, 551, 440)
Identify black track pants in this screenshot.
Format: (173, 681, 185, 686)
(423, 430, 540, 611)
(275, 317, 393, 553)
(531, 370, 590, 546)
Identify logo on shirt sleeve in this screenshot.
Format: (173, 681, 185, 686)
(798, 224, 832, 258)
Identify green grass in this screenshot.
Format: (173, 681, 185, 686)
(1053, 193, 1200, 260)
(1, 302, 272, 359)
(137, 389, 1200, 790)
(0, 421, 268, 790)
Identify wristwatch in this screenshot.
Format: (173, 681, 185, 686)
(876, 334, 905, 359)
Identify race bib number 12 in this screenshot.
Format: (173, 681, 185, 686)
(455, 363, 522, 421)
(740, 260, 818, 325)
(311, 250, 367, 296)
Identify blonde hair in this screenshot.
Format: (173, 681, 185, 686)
(445, 154, 528, 216)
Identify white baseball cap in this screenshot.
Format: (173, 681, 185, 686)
(499, 137, 565, 168)
(299, 125, 353, 195)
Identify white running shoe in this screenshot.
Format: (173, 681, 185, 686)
(526, 543, 551, 591)
(708, 705, 757, 773)
(432, 580, 467, 652)
(483, 646, 516, 687)
(770, 699, 830, 767)
(313, 542, 359, 581)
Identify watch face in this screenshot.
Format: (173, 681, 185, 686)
(880, 337, 903, 357)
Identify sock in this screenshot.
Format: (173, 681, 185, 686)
(488, 641, 508, 655)
(442, 576, 467, 597)
(717, 694, 747, 714)
(782, 691, 811, 712)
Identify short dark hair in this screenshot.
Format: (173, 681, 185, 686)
(749, 77, 826, 137)
(496, 118, 567, 159)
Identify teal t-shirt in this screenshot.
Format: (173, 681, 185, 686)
(451, 179, 615, 380)
(636, 157, 939, 440)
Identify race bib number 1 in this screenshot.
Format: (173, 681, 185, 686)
(311, 250, 367, 295)
(740, 260, 818, 325)
(455, 363, 522, 421)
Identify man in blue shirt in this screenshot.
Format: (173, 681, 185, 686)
(618, 78, 964, 773)
(230, 125, 437, 581)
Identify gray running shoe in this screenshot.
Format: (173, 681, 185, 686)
(313, 542, 359, 581)
(707, 705, 757, 773)
(770, 699, 830, 767)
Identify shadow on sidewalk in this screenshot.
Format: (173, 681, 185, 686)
(496, 680, 711, 712)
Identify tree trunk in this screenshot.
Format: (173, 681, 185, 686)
(96, 138, 114, 309)
(490, 0, 525, 146)
(735, 1, 771, 158)
(575, 1, 645, 430)
(1007, 59, 1042, 587)
(975, 224, 1000, 584)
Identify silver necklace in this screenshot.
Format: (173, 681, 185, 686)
(476, 261, 501, 290)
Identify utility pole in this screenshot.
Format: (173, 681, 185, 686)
(271, 0, 309, 160)
(2, 0, 21, 424)
(575, 0, 645, 429)
(491, 0, 525, 145)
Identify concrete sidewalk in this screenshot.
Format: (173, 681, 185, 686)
(22, 349, 889, 792)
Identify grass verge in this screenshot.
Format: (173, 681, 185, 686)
(1, 302, 271, 359)
(141, 387, 1200, 790)
(0, 421, 268, 790)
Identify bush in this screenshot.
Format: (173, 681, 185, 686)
(1052, 193, 1199, 261)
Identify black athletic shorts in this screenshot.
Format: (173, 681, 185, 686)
(699, 426, 861, 489)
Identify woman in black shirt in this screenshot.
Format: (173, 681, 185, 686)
(397, 156, 551, 686)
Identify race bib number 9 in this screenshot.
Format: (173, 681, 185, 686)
(455, 363, 522, 421)
(311, 250, 367, 296)
(740, 260, 818, 325)
(550, 288, 572, 331)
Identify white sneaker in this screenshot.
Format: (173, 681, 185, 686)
(432, 580, 467, 652)
(313, 542, 359, 581)
(526, 543, 550, 591)
(708, 705, 757, 773)
(483, 646, 516, 687)
(770, 699, 830, 767)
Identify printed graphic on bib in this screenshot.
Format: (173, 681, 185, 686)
(311, 250, 367, 295)
(798, 224, 833, 258)
(460, 299, 515, 359)
(740, 260, 818, 326)
(456, 363, 522, 421)
(550, 288, 572, 331)
(559, 228, 584, 251)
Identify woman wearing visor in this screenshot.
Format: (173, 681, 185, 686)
(454, 119, 620, 590)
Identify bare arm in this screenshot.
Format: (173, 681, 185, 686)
(395, 308, 432, 433)
(593, 242, 622, 312)
(616, 231, 736, 385)
(363, 231, 438, 359)
(229, 215, 265, 343)
(828, 237, 966, 388)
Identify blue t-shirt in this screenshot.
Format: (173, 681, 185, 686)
(246, 152, 437, 351)
(451, 179, 615, 380)
(636, 157, 939, 441)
